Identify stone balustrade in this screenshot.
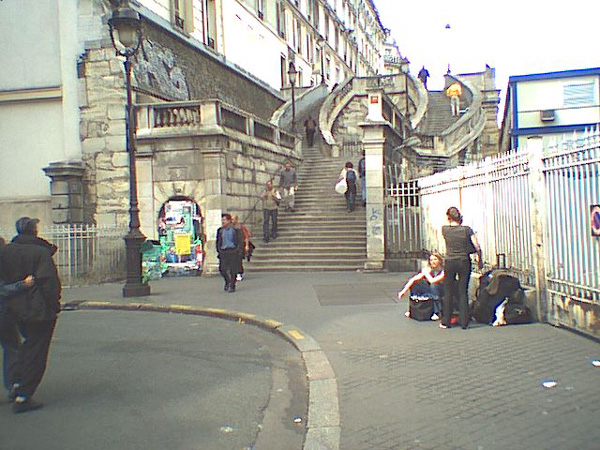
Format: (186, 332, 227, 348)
(136, 99, 297, 150)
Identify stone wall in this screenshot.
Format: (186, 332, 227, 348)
(136, 126, 301, 274)
(139, 19, 284, 120)
(77, 8, 288, 227)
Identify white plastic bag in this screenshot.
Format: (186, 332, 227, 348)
(335, 178, 347, 194)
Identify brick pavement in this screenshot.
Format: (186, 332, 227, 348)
(62, 272, 600, 450)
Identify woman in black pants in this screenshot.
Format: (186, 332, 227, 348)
(441, 207, 483, 329)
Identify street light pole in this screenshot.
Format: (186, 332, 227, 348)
(109, 2, 150, 297)
(288, 61, 297, 132)
(317, 36, 326, 85)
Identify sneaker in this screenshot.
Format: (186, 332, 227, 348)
(228, 286, 236, 293)
(431, 313, 440, 321)
(404, 311, 410, 318)
(13, 398, 43, 414)
(439, 324, 449, 329)
(236, 274, 243, 282)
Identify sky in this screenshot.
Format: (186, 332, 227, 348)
(375, 0, 600, 107)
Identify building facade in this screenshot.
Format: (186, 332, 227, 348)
(500, 67, 600, 152)
(137, 0, 388, 89)
(0, 0, 389, 234)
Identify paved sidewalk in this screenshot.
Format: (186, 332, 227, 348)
(60, 272, 600, 450)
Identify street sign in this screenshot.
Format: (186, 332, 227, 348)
(591, 205, 600, 237)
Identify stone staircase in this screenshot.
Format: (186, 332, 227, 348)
(416, 91, 458, 136)
(248, 145, 367, 272)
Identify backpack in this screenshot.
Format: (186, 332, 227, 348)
(504, 302, 533, 324)
(471, 270, 522, 324)
(346, 169, 357, 184)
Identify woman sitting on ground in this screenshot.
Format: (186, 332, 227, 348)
(398, 252, 445, 321)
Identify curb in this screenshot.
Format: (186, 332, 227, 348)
(62, 300, 341, 450)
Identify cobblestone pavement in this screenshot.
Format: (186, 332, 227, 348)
(61, 272, 600, 450)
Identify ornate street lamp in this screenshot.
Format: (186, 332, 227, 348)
(108, 1, 150, 297)
(288, 61, 297, 132)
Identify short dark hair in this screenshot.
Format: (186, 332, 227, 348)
(345, 161, 354, 169)
(15, 217, 40, 235)
(221, 213, 232, 221)
(446, 207, 463, 224)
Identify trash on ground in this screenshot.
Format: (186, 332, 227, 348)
(219, 425, 234, 434)
(590, 359, 600, 367)
(541, 379, 557, 388)
(293, 416, 302, 423)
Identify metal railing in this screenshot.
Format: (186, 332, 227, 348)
(1, 225, 127, 287)
(384, 172, 422, 257)
(416, 126, 600, 337)
(543, 130, 600, 306)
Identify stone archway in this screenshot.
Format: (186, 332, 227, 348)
(156, 196, 205, 275)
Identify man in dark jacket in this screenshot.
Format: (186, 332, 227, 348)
(0, 217, 61, 413)
(216, 213, 243, 293)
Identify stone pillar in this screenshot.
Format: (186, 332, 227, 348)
(359, 121, 387, 272)
(43, 161, 86, 224)
(200, 147, 228, 275)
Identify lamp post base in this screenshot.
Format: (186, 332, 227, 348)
(122, 231, 151, 298)
(123, 282, 151, 298)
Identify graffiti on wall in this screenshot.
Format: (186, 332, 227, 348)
(368, 207, 382, 238)
(134, 39, 190, 100)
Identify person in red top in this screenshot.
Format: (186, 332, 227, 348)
(231, 215, 252, 281)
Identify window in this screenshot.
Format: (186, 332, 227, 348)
(296, 22, 302, 54)
(280, 54, 287, 89)
(563, 82, 595, 106)
(257, 0, 264, 19)
(172, 0, 194, 33)
(277, 2, 286, 39)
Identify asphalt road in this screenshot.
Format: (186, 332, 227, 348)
(0, 310, 307, 450)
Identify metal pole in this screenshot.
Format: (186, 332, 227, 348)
(123, 56, 150, 297)
(320, 48, 325, 85)
(291, 83, 296, 132)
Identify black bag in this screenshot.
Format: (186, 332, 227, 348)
(409, 297, 433, 321)
(504, 302, 533, 324)
(472, 270, 522, 324)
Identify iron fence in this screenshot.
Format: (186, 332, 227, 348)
(0, 224, 127, 287)
(416, 126, 600, 336)
(385, 164, 422, 257)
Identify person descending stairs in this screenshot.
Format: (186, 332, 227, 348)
(248, 136, 367, 272)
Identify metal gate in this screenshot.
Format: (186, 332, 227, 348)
(385, 164, 422, 257)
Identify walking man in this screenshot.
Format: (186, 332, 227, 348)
(303, 115, 317, 147)
(418, 66, 430, 89)
(0, 217, 61, 413)
(261, 180, 280, 243)
(279, 161, 298, 212)
(216, 213, 243, 293)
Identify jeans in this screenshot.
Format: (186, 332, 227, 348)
(219, 250, 242, 289)
(443, 258, 472, 328)
(282, 187, 295, 210)
(263, 209, 278, 241)
(361, 177, 366, 204)
(345, 184, 357, 211)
